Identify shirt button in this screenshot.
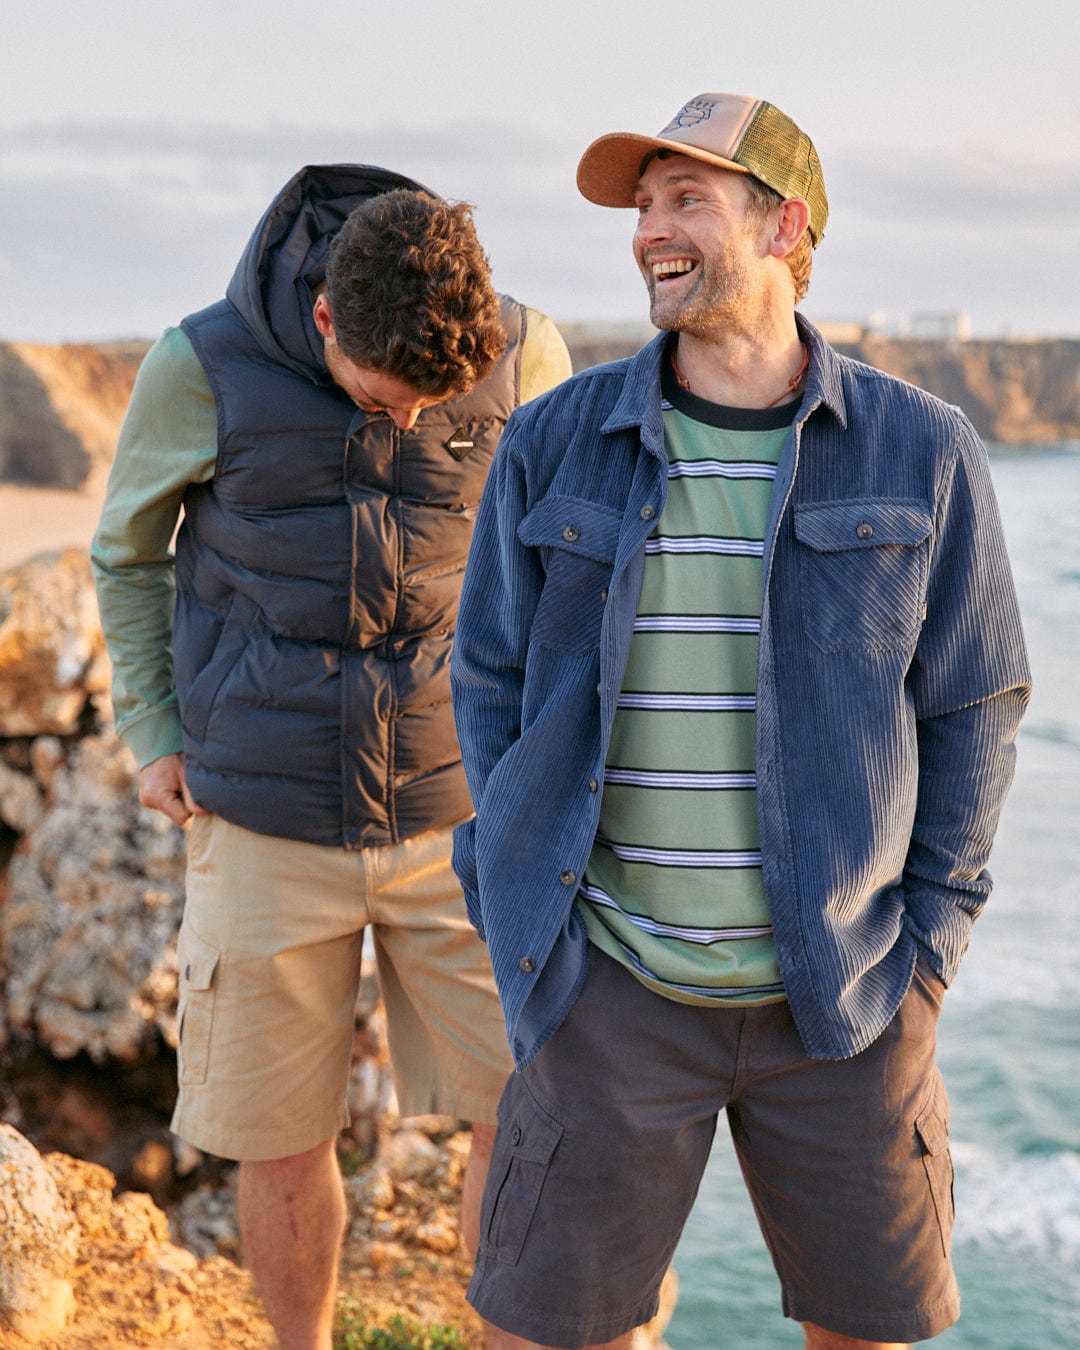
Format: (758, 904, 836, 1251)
(184, 964, 191, 981)
(559, 870, 577, 886)
(856, 522, 874, 540)
(562, 524, 580, 542)
(600, 588, 608, 602)
(511, 1125, 523, 1144)
(588, 777, 598, 793)
(519, 956, 536, 973)
(596, 683, 602, 697)
(640, 504, 656, 521)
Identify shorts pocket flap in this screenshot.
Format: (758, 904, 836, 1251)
(795, 499, 932, 553)
(179, 929, 219, 991)
(915, 1100, 949, 1156)
(502, 1090, 564, 1165)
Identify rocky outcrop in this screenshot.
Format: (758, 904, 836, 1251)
(830, 334, 1080, 444)
(0, 342, 143, 491)
(0, 550, 111, 739)
(0, 331, 1077, 501)
(0, 1124, 81, 1341)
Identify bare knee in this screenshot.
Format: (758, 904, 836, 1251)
(804, 1323, 910, 1350)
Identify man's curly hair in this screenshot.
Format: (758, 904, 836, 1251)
(324, 189, 507, 398)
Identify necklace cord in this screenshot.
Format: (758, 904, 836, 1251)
(670, 342, 809, 408)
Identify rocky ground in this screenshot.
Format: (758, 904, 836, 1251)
(0, 1115, 490, 1348)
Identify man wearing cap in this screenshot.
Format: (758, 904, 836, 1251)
(450, 94, 1029, 1348)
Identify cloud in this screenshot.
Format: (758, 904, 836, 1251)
(0, 117, 1075, 341)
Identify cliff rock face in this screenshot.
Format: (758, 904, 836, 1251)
(831, 335, 1080, 444)
(0, 342, 143, 490)
(0, 333, 1077, 499)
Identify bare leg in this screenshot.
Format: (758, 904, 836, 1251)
(461, 1120, 496, 1258)
(238, 1137, 345, 1350)
(805, 1324, 910, 1350)
(484, 1333, 634, 1350)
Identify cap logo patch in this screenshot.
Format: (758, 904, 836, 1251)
(445, 427, 476, 461)
(660, 97, 718, 135)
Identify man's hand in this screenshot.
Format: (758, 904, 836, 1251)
(139, 753, 209, 826)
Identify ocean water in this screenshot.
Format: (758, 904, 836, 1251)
(666, 446, 1080, 1349)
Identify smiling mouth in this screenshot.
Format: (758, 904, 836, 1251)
(652, 258, 697, 282)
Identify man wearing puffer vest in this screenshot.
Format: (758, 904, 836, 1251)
(92, 164, 571, 1350)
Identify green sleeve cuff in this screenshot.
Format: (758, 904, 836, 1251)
(115, 696, 184, 771)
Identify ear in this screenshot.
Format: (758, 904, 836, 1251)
(312, 291, 335, 339)
(769, 198, 811, 259)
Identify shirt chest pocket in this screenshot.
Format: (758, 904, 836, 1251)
(794, 498, 932, 653)
(519, 495, 622, 656)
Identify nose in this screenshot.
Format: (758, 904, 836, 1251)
(388, 408, 422, 431)
(634, 203, 675, 249)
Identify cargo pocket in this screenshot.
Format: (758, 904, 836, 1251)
(175, 927, 220, 1086)
(795, 498, 931, 653)
(915, 1077, 954, 1259)
(483, 1084, 564, 1266)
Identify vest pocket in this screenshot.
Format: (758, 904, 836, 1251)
(794, 498, 931, 653)
(175, 926, 220, 1086)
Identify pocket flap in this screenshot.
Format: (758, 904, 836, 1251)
(178, 928, 220, 992)
(518, 495, 622, 562)
(501, 1090, 564, 1165)
(915, 1099, 949, 1156)
(795, 499, 932, 554)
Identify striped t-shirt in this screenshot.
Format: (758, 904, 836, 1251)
(579, 357, 796, 1005)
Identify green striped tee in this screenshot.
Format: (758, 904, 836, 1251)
(579, 357, 796, 1005)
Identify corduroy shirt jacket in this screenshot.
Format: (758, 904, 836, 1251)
(451, 317, 1031, 1067)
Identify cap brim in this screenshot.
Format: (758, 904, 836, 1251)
(576, 132, 748, 207)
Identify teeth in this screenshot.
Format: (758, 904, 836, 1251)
(653, 259, 695, 279)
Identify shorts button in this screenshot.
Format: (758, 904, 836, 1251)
(519, 956, 536, 973)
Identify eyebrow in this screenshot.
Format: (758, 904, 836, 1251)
(634, 167, 716, 198)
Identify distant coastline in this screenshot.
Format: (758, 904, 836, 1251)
(0, 327, 1078, 550)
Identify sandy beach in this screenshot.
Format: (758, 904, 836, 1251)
(0, 483, 107, 572)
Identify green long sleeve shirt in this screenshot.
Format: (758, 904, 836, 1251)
(92, 312, 573, 769)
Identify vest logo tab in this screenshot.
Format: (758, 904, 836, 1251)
(445, 427, 476, 461)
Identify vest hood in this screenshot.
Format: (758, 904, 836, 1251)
(224, 163, 436, 382)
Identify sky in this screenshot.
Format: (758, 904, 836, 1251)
(1, 0, 1077, 343)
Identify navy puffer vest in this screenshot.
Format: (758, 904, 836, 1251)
(172, 164, 524, 848)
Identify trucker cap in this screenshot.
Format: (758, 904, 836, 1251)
(576, 92, 828, 245)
